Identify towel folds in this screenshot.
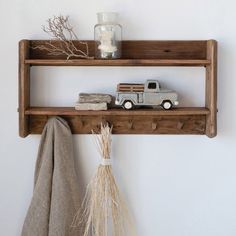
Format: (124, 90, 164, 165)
(22, 117, 80, 236)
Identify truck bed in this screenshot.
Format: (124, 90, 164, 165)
(117, 83, 145, 92)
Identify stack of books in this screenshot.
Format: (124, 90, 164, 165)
(75, 93, 112, 110)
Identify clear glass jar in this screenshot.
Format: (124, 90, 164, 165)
(94, 12, 122, 59)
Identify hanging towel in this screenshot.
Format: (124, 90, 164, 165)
(22, 117, 81, 236)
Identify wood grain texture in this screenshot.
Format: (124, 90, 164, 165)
(29, 115, 206, 135)
(19, 40, 30, 137)
(24, 59, 210, 67)
(205, 40, 217, 137)
(117, 83, 145, 92)
(29, 40, 208, 60)
(25, 107, 210, 116)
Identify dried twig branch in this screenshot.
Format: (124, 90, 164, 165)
(33, 15, 93, 60)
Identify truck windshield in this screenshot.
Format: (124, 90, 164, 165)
(148, 82, 156, 89)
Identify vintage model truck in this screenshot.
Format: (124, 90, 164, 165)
(115, 80, 179, 110)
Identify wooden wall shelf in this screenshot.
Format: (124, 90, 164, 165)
(19, 40, 217, 138)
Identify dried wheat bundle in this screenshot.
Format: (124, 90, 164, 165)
(73, 124, 136, 236)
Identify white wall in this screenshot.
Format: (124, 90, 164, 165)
(0, 0, 236, 235)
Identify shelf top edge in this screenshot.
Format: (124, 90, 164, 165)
(25, 59, 210, 61)
(20, 39, 217, 43)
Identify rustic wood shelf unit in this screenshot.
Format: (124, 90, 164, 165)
(19, 40, 217, 138)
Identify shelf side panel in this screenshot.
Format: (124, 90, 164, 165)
(205, 40, 217, 137)
(19, 40, 30, 137)
(29, 115, 206, 135)
(29, 40, 207, 60)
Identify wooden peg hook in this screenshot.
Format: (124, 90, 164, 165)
(177, 121, 185, 130)
(151, 120, 158, 130)
(76, 116, 84, 127)
(128, 120, 133, 130)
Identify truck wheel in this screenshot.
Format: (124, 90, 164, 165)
(123, 100, 133, 110)
(162, 100, 172, 110)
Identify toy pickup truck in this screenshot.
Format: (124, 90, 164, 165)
(115, 80, 179, 110)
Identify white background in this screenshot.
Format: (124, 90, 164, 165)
(0, 0, 236, 235)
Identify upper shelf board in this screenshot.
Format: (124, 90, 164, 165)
(25, 59, 210, 67)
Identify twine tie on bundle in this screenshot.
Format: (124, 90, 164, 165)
(101, 158, 112, 166)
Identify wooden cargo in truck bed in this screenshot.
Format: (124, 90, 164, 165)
(117, 83, 145, 92)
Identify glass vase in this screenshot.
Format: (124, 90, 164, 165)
(94, 12, 122, 59)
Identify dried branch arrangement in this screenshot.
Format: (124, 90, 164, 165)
(72, 124, 136, 236)
(34, 15, 93, 60)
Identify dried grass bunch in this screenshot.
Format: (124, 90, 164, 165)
(73, 124, 136, 236)
(34, 15, 92, 60)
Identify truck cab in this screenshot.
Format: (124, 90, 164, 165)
(144, 80, 160, 93)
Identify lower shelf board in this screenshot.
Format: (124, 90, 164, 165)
(25, 107, 208, 135)
(25, 107, 210, 116)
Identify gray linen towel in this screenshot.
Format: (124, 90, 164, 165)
(22, 117, 80, 236)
